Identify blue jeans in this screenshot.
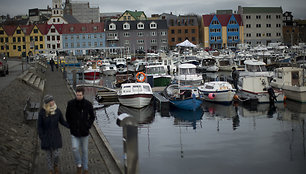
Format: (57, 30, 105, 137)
(71, 135, 89, 170)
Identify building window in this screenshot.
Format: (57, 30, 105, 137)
(57, 36, 60, 40)
(192, 37, 195, 41)
(266, 33, 271, 37)
(266, 15, 271, 19)
(94, 42, 98, 47)
(266, 24, 271, 28)
(109, 23, 116, 30)
(124, 32, 130, 37)
(93, 26, 98, 31)
(0, 30, 4, 34)
(151, 32, 157, 36)
(228, 28, 238, 32)
(178, 29, 181, 34)
(137, 22, 144, 29)
(16, 30, 21, 34)
(246, 33, 251, 37)
(47, 44, 50, 48)
(171, 29, 175, 34)
(77, 43, 80, 47)
(161, 31, 167, 36)
(71, 43, 74, 48)
(178, 37, 182, 42)
(40, 44, 43, 49)
(76, 35, 79, 39)
(276, 33, 281, 37)
(82, 35, 86, 39)
(246, 15, 251, 19)
(151, 39, 157, 44)
(229, 20, 237, 24)
(88, 42, 91, 47)
(13, 45, 16, 50)
(150, 22, 157, 29)
(257, 41, 261, 44)
(256, 24, 261, 28)
(33, 29, 38, 33)
(65, 43, 68, 48)
(137, 32, 144, 37)
(212, 20, 219, 25)
(161, 39, 167, 43)
(185, 29, 188, 34)
(256, 15, 261, 19)
(88, 35, 91, 39)
(71, 36, 74, 40)
(171, 38, 175, 42)
(51, 28, 56, 33)
(191, 29, 195, 33)
(57, 18, 60, 22)
(100, 42, 103, 46)
(123, 23, 130, 30)
(82, 42, 86, 47)
(52, 36, 55, 41)
(256, 33, 261, 37)
(124, 40, 129, 45)
(18, 37, 21, 42)
(137, 40, 144, 44)
(18, 46, 22, 51)
(276, 24, 281, 28)
(57, 43, 60, 48)
(35, 36, 38, 41)
(13, 37, 16, 42)
(40, 36, 43, 41)
(246, 24, 251, 28)
(100, 34, 103, 38)
(276, 15, 281, 19)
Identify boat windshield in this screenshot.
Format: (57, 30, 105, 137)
(180, 68, 196, 75)
(132, 85, 143, 93)
(219, 60, 231, 66)
(143, 85, 151, 92)
(246, 64, 267, 72)
(147, 67, 165, 74)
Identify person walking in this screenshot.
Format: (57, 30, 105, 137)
(50, 58, 55, 72)
(232, 67, 239, 91)
(66, 86, 95, 174)
(38, 95, 69, 174)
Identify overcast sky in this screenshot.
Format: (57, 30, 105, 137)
(0, 0, 305, 19)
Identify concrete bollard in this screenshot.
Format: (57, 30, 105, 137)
(116, 113, 139, 174)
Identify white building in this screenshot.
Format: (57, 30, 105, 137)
(47, 0, 68, 24)
(238, 6, 283, 46)
(45, 24, 63, 51)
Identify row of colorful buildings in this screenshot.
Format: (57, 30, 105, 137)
(1, 0, 305, 57)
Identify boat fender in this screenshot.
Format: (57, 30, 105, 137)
(136, 72, 146, 82)
(208, 93, 215, 99)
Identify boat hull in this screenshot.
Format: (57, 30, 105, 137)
(118, 94, 153, 108)
(154, 77, 171, 87)
(199, 90, 235, 104)
(170, 97, 202, 111)
(239, 89, 284, 103)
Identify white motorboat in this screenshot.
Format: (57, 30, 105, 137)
(239, 76, 285, 103)
(145, 65, 172, 87)
(118, 83, 153, 108)
(198, 81, 236, 103)
(216, 57, 237, 71)
(239, 59, 274, 77)
(271, 67, 306, 102)
(102, 64, 117, 76)
(174, 63, 202, 86)
(198, 58, 219, 72)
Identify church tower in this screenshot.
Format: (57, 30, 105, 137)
(52, 0, 63, 17)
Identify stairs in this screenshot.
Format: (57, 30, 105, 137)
(18, 70, 45, 91)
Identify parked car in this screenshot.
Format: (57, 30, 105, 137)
(0, 54, 9, 76)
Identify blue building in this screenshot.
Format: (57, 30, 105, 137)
(62, 23, 105, 55)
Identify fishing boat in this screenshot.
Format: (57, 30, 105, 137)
(145, 65, 171, 87)
(198, 81, 236, 104)
(238, 76, 285, 103)
(163, 84, 202, 111)
(239, 59, 274, 77)
(117, 83, 153, 108)
(174, 63, 202, 86)
(270, 67, 306, 102)
(102, 64, 117, 76)
(83, 66, 100, 84)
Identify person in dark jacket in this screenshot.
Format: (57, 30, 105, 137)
(38, 95, 69, 174)
(66, 86, 95, 174)
(50, 58, 55, 72)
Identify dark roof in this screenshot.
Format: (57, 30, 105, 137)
(105, 20, 167, 31)
(63, 14, 79, 24)
(241, 7, 282, 14)
(62, 23, 104, 34)
(202, 14, 242, 27)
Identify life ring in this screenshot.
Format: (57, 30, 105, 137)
(97, 60, 102, 66)
(136, 72, 146, 82)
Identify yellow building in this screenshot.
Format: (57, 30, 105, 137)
(0, 24, 46, 57)
(118, 10, 147, 21)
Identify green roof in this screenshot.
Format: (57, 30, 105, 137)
(126, 10, 147, 20)
(242, 7, 283, 14)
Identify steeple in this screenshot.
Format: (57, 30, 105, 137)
(52, 0, 63, 17)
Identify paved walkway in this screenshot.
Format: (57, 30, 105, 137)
(34, 68, 120, 174)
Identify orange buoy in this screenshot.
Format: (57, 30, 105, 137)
(234, 94, 239, 100)
(97, 60, 102, 66)
(136, 72, 146, 82)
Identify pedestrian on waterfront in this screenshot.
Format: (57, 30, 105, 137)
(232, 67, 239, 91)
(50, 58, 55, 72)
(66, 86, 95, 174)
(38, 95, 69, 174)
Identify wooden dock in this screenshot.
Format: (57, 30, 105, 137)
(153, 92, 170, 116)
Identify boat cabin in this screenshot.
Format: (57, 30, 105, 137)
(273, 67, 306, 87)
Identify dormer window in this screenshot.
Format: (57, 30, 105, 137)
(150, 22, 157, 29)
(70, 27, 74, 32)
(123, 22, 130, 30)
(137, 22, 144, 30)
(109, 23, 116, 30)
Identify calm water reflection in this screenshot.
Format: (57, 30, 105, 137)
(68, 71, 306, 174)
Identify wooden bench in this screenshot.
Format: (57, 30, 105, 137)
(23, 97, 40, 121)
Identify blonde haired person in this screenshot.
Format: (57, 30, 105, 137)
(38, 95, 69, 174)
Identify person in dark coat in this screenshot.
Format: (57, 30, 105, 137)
(50, 58, 55, 72)
(232, 67, 239, 91)
(38, 95, 69, 174)
(66, 86, 95, 174)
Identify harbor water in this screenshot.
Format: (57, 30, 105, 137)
(67, 70, 306, 174)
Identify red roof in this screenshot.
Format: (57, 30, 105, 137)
(202, 14, 243, 27)
(19, 25, 35, 35)
(62, 23, 104, 34)
(36, 24, 50, 35)
(2, 25, 18, 36)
